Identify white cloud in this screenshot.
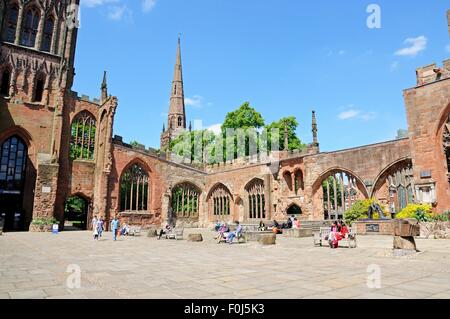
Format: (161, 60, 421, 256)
(142, 0, 157, 12)
(82, 0, 119, 8)
(395, 36, 427, 57)
(108, 5, 132, 21)
(338, 110, 360, 120)
(185, 95, 205, 108)
(446, 44, 450, 53)
(338, 106, 376, 121)
(207, 124, 222, 135)
(338, 50, 346, 55)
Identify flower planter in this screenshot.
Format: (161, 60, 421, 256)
(29, 224, 52, 233)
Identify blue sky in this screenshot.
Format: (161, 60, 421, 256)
(74, 0, 450, 151)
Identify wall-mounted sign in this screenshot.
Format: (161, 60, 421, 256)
(366, 224, 380, 233)
(42, 186, 51, 194)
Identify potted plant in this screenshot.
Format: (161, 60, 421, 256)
(29, 217, 59, 232)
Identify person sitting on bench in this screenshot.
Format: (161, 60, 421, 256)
(158, 224, 172, 240)
(226, 222, 243, 244)
(215, 223, 230, 242)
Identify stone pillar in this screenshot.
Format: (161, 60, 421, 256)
(32, 162, 60, 221)
(35, 11, 46, 50)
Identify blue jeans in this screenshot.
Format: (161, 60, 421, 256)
(112, 229, 118, 241)
(227, 232, 236, 243)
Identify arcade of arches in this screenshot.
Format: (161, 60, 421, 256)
(1, 0, 450, 231)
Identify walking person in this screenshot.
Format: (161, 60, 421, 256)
(110, 216, 120, 241)
(92, 215, 98, 240)
(97, 217, 104, 238)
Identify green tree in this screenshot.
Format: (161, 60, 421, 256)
(222, 102, 265, 131)
(265, 116, 306, 151)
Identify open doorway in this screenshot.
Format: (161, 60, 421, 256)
(64, 195, 89, 230)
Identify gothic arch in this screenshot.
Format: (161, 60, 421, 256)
(119, 158, 153, 181)
(244, 178, 266, 220)
(312, 167, 369, 198)
(206, 182, 233, 201)
(371, 157, 413, 198)
(119, 162, 150, 212)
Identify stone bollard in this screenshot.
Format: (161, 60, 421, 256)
(393, 219, 420, 255)
(188, 233, 203, 242)
(258, 233, 276, 245)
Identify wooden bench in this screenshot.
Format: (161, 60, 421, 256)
(313, 227, 357, 248)
(217, 230, 246, 244)
(129, 226, 142, 236)
(165, 228, 184, 240)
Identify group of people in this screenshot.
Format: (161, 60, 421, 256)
(266, 215, 301, 234)
(327, 220, 349, 249)
(214, 221, 243, 244)
(91, 216, 131, 241)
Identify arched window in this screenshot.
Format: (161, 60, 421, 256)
(172, 183, 201, 219)
(246, 179, 265, 220)
(70, 112, 96, 160)
(120, 164, 149, 212)
(0, 69, 11, 96)
(209, 184, 232, 217)
(386, 163, 414, 213)
(6, 5, 19, 43)
(21, 7, 40, 47)
(294, 170, 304, 194)
(0, 136, 27, 194)
(41, 17, 54, 52)
(33, 76, 44, 102)
(178, 117, 182, 127)
(321, 171, 361, 220)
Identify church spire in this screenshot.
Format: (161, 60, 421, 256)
(312, 110, 319, 146)
(101, 71, 108, 104)
(168, 34, 186, 130)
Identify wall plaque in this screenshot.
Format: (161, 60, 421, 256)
(366, 224, 380, 233)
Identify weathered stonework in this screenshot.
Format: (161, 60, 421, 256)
(1, 3, 450, 232)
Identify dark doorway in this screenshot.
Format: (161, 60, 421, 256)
(64, 196, 89, 230)
(287, 204, 302, 216)
(0, 136, 28, 231)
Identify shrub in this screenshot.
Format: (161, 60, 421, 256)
(430, 211, 450, 222)
(344, 199, 387, 225)
(31, 217, 59, 226)
(395, 204, 433, 221)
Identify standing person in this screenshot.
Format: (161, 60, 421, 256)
(110, 216, 120, 241)
(92, 215, 99, 240)
(97, 217, 104, 238)
(91, 215, 98, 231)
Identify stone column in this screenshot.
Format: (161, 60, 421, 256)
(35, 11, 45, 50)
(14, 5, 24, 45)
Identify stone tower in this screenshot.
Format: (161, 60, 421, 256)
(161, 36, 186, 150)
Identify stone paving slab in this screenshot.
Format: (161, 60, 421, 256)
(1, 229, 450, 299)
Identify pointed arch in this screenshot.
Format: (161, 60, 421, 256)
(207, 183, 233, 218)
(245, 178, 266, 220)
(119, 162, 150, 212)
(172, 181, 202, 220)
(70, 111, 97, 160)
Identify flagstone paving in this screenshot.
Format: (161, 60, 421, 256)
(1, 229, 450, 299)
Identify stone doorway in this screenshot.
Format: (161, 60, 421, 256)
(64, 195, 90, 230)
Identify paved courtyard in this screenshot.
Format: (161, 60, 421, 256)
(1, 229, 450, 299)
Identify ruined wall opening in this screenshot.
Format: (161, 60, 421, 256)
(70, 111, 97, 161)
(208, 183, 232, 220)
(64, 195, 89, 230)
(119, 164, 149, 212)
(245, 178, 266, 220)
(172, 182, 201, 221)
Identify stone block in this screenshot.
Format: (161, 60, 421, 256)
(393, 236, 417, 251)
(283, 228, 313, 238)
(258, 233, 276, 245)
(188, 233, 203, 242)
